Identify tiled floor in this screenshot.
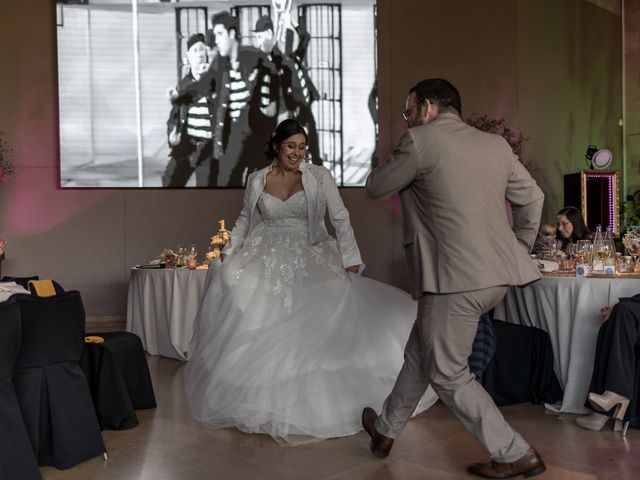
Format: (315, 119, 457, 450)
(41, 356, 638, 479)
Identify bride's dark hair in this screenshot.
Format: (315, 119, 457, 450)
(264, 119, 309, 161)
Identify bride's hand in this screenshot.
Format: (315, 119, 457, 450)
(345, 264, 360, 273)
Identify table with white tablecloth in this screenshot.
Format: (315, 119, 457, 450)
(126, 268, 208, 360)
(494, 275, 640, 413)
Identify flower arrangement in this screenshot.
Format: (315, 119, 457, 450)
(466, 114, 529, 170)
(622, 226, 640, 256)
(206, 220, 229, 261)
(620, 190, 640, 235)
(142, 220, 229, 268)
(159, 248, 179, 267)
(0, 131, 15, 183)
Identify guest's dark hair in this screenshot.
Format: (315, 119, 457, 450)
(410, 78, 462, 115)
(264, 119, 309, 161)
(556, 206, 590, 248)
(211, 11, 239, 37)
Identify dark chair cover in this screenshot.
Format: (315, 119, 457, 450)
(80, 332, 157, 430)
(13, 292, 105, 469)
(1, 275, 39, 290)
(0, 298, 42, 480)
(482, 319, 564, 406)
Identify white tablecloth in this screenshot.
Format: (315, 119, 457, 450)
(494, 275, 640, 413)
(126, 268, 208, 360)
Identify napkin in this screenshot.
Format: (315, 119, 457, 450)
(0, 281, 29, 294)
(535, 260, 559, 272)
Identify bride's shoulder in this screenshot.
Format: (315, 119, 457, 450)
(247, 166, 271, 187)
(305, 163, 335, 182)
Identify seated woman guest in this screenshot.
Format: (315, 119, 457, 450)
(534, 206, 590, 256)
(576, 299, 638, 432)
(555, 206, 591, 252)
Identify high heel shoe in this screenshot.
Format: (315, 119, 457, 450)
(588, 391, 630, 433)
(576, 412, 611, 431)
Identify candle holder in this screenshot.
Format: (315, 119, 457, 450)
(206, 219, 229, 263)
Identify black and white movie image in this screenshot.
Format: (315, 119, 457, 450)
(56, 0, 377, 188)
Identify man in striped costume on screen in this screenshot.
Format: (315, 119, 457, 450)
(163, 33, 217, 187)
(210, 12, 276, 187)
(255, 14, 322, 167)
(282, 16, 322, 167)
(170, 13, 275, 187)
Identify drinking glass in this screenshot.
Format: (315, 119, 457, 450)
(188, 245, 198, 270)
(599, 240, 616, 261)
(627, 242, 640, 272)
(575, 240, 592, 265)
(617, 256, 633, 273)
(560, 258, 576, 272)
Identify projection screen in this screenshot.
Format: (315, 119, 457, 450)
(56, 0, 378, 188)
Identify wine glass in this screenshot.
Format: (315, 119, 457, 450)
(575, 240, 593, 266)
(599, 240, 616, 273)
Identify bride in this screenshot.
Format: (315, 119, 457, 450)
(184, 119, 437, 444)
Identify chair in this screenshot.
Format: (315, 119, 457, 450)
(0, 298, 42, 480)
(13, 292, 106, 469)
(482, 319, 564, 406)
(80, 332, 157, 430)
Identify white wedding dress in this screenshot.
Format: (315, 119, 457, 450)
(184, 190, 437, 444)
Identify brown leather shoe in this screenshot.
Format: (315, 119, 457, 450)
(467, 448, 546, 479)
(361, 407, 394, 459)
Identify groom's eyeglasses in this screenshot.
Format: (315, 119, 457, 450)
(402, 105, 418, 122)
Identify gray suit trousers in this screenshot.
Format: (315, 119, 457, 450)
(375, 285, 530, 463)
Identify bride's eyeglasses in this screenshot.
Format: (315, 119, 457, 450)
(283, 142, 309, 153)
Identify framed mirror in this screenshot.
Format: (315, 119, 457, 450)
(563, 170, 619, 235)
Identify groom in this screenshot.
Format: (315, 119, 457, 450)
(364, 79, 546, 479)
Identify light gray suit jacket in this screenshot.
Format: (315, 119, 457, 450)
(366, 112, 543, 298)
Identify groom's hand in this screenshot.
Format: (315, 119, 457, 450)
(345, 264, 361, 273)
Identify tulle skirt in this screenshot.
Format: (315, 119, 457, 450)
(184, 224, 437, 444)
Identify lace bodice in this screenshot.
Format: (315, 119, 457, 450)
(257, 190, 308, 228)
(231, 189, 347, 314)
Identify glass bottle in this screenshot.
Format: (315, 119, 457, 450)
(188, 245, 198, 269)
(592, 225, 604, 272)
(594, 224, 603, 243)
(604, 226, 613, 241)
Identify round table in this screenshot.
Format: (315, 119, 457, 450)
(494, 274, 640, 413)
(126, 267, 209, 360)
